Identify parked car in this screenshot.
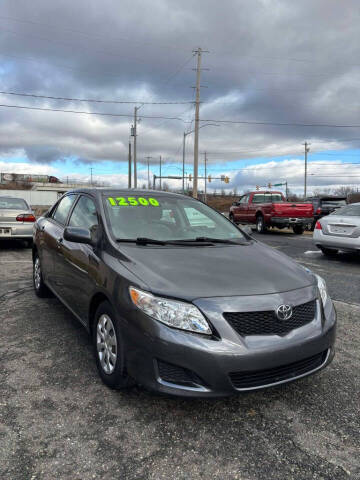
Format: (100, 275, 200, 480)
(229, 191, 313, 234)
(0, 196, 35, 246)
(32, 189, 335, 397)
(313, 202, 360, 256)
(306, 196, 347, 230)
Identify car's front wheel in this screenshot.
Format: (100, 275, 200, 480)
(229, 213, 235, 223)
(33, 253, 52, 298)
(93, 301, 134, 390)
(319, 246, 338, 256)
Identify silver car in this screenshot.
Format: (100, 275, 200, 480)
(313, 202, 360, 255)
(0, 196, 36, 246)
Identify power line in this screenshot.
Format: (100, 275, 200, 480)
(199, 118, 360, 128)
(0, 103, 188, 121)
(1, 102, 359, 129)
(0, 90, 192, 105)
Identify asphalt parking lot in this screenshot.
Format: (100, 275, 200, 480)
(1, 234, 359, 480)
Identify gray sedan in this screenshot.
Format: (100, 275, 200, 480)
(313, 202, 360, 255)
(0, 196, 35, 246)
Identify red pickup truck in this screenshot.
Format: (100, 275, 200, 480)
(229, 191, 313, 234)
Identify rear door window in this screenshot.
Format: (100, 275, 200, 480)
(252, 194, 265, 203)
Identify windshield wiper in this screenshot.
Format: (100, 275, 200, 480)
(194, 236, 241, 244)
(116, 237, 213, 246)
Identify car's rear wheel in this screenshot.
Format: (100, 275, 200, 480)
(256, 215, 266, 233)
(93, 301, 134, 390)
(292, 225, 304, 235)
(33, 253, 52, 298)
(319, 246, 338, 256)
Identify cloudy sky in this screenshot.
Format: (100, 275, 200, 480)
(0, 0, 360, 195)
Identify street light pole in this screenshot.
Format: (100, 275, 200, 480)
(204, 151, 207, 203)
(182, 132, 186, 194)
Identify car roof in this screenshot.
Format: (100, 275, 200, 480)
(62, 188, 188, 199)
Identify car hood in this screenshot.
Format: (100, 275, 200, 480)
(117, 241, 315, 301)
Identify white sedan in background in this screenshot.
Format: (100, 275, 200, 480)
(0, 196, 36, 246)
(313, 203, 360, 256)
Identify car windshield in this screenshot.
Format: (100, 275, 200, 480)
(0, 197, 28, 210)
(103, 193, 245, 242)
(321, 200, 346, 208)
(331, 204, 360, 216)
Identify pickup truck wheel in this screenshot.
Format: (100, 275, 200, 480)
(256, 215, 266, 233)
(319, 246, 338, 256)
(292, 225, 304, 235)
(229, 213, 235, 223)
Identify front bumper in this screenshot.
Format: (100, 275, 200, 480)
(121, 285, 336, 397)
(270, 217, 313, 227)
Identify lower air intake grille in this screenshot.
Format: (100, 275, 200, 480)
(229, 350, 328, 389)
(223, 300, 316, 336)
(157, 359, 204, 387)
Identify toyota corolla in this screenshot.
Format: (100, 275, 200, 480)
(32, 188, 336, 397)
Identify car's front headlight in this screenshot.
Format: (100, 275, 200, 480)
(315, 274, 328, 306)
(129, 287, 212, 335)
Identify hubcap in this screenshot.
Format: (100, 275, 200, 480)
(257, 219, 262, 231)
(96, 314, 117, 374)
(34, 257, 41, 290)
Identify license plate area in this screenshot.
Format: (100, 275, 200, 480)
(329, 225, 353, 235)
(0, 228, 11, 235)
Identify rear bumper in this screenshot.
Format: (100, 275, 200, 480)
(122, 290, 336, 397)
(0, 224, 33, 239)
(269, 217, 313, 227)
(313, 230, 360, 252)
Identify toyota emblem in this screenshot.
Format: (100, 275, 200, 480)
(276, 304, 293, 321)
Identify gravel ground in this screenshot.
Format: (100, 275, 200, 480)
(0, 240, 359, 480)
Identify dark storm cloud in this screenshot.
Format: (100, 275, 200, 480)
(0, 0, 360, 182)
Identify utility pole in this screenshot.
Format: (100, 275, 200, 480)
(90, 167, 93, 186)
(145, 156, 152, 189)
(133, 106, 140, 188)
(182, 132, 186, 194)
(285, 181, 288, 200)
(204, 151, 207, 203)
(159, 156, 162, 190)
(128, 141, 132, 188)
(192, 47, 208, 199)
(304, 141, 310, 198)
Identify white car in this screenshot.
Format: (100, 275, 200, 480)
(0, 196, 36, 246)
(313, 202, 360, 255)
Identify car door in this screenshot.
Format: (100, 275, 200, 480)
(41, 194, 77, 289)
(56, 194, 100, 321)
(248, 193, 264, 222)
(234, 195, 249, 223)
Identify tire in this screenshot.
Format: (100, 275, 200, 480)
(256, 215, 267, 233)
(229, 213, 235, 223)
(33, 253, 52, 298)
(319, 246, 338, 257)
(93, 301, 134, 390)
(25, 239, 33, 248)
(292, 225, 304, 235)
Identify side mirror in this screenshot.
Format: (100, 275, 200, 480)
(64, 226, 93, 245)
(241, 225, 253, 236)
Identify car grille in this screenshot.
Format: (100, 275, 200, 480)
(223, 300, 316, 337)
(229, 350, 328, 389)
(157, 359, 204, 387)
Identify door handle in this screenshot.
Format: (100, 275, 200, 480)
(41, 225, 45, 231)
(57, 237, 63, 247)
